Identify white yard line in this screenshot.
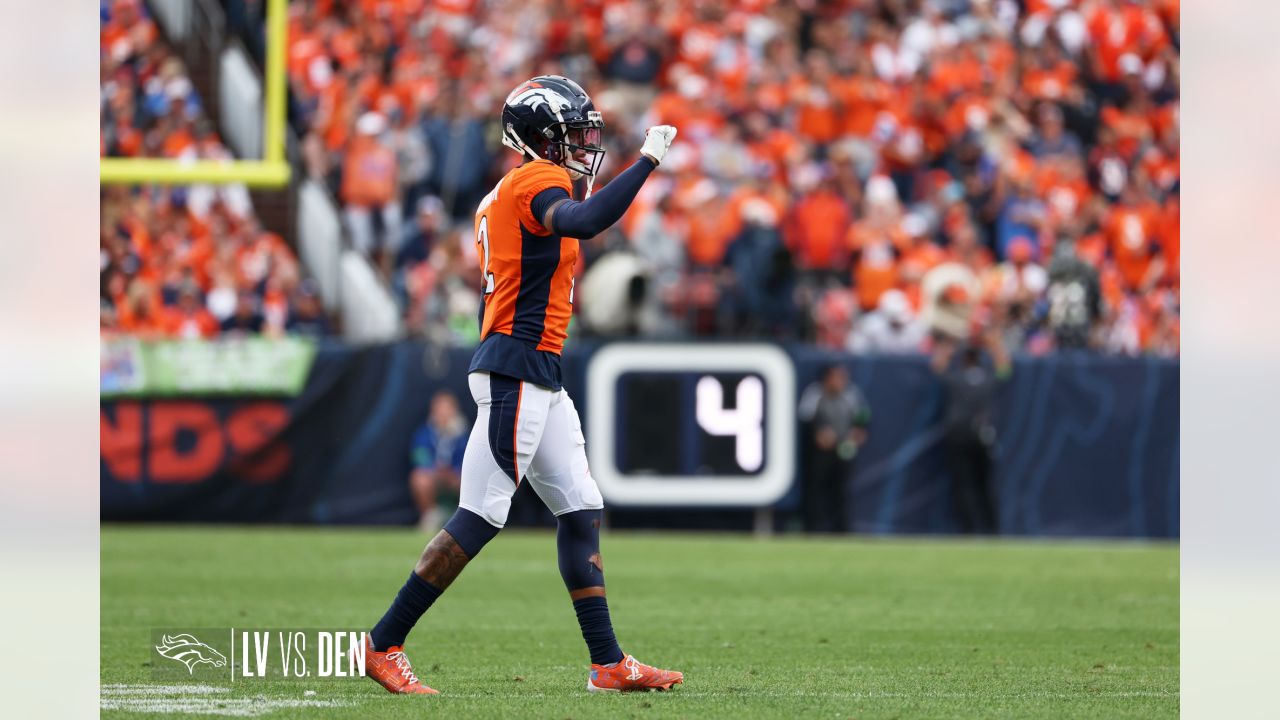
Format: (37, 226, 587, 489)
(100, 685, 350, 717)
(101, 685, 232, 696)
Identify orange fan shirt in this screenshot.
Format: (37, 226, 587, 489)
(1022, 61, 1077, 102)
(787, 190, 851, 270)
(834, 75, 889, 138)
(848, 223, 905, 311)
(793, 79, 840, 145)
(341, 139, 397, 208)
(1107, 205, 1160, 290)
(687, 200, 734, 267)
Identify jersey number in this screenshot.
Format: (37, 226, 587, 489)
(478, 215, 495, 295)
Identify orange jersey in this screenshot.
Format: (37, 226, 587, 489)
(1107, 204, 1159, 290)
(474, 160, 579, 355)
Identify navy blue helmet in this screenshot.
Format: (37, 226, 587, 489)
(500, 75, 605, 179)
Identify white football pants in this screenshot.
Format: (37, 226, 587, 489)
(459, 371, 604, 528)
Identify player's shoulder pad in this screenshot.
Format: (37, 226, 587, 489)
(513, 159, 573, 197)
(510, 160, 572, 235)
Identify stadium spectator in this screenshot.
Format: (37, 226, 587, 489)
(1029, 103, 1084, 161)
(1045, 241, 1104, 351)
(286, 281, 332, 337)
(409, 390, 468, 533)
(987, 237, 1049, 350)
(721, 197, 793, 338)
(392, 196, 446, 313)
(342, 112, 403, 267)
(100, 0, 321, 339)
(162, 282, 220, 339)
(1106, 181, 1165, 293)
(995, 172, 1049, 261)
(847, 175, 906, 312)
(931, 327, 1011, 535)
(421, 85, 493, 220)
(786, 172, 852, 283)
(797, 364, 871, 534)
(232, 0, 1179, 356)
(847, 289, 927, 354)
(221, 289, 265, 336)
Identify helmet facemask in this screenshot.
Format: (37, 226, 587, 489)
(549, 112, 605, 180)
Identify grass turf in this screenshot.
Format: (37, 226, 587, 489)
(101, 526, 1178, 719)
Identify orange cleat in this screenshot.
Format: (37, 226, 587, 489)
(587, 654, 684, 692)
(357, 635, 439, 695)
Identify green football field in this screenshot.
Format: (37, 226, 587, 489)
(101, 526, 1178, 719)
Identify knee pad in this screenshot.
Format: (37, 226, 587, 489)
(443, 507, 502, 558)
(556, 509, 605, 591)
(568, 451, 604, 510)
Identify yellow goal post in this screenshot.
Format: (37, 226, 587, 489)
(99, 0, 290, 189)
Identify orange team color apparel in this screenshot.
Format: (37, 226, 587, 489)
(473, 160, 579, 360)
(342, 139, 397, 208)
(1107, 204, 1160, 291)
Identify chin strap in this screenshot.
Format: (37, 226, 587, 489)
(503, 123, 545, 163)
(567, 163, 595, 199)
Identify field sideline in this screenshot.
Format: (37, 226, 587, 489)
(101, 526, 1178, 719)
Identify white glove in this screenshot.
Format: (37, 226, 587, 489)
(640, 125, 677, 165)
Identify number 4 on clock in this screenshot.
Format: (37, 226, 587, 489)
(695, 376, 764, 472)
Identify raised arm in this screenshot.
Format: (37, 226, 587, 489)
(534, 126, 676, 238)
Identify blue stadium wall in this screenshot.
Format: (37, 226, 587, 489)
(100, 342, 1179, 538)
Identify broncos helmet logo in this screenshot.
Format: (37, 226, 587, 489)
(507, 87, 571, 117)
(155, 634, 228, 674)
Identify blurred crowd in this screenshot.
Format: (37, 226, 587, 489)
(261, 0, 1178, 356)
(110, 0, 1178, 355)
(100, 0, 329, 339)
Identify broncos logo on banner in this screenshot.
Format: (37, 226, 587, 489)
(154, 633, 228, 674)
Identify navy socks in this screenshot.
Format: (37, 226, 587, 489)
(370, 571, 443, 651)
(371, 571, 625, 664)
(573, 596, 624, 666)
(370, 509, 623, 663)
(369, 510, 500, 652)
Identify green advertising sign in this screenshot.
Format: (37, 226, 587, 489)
(101, 337, 318, 397)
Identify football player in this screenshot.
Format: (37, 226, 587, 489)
(358, 75, 682, 694)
